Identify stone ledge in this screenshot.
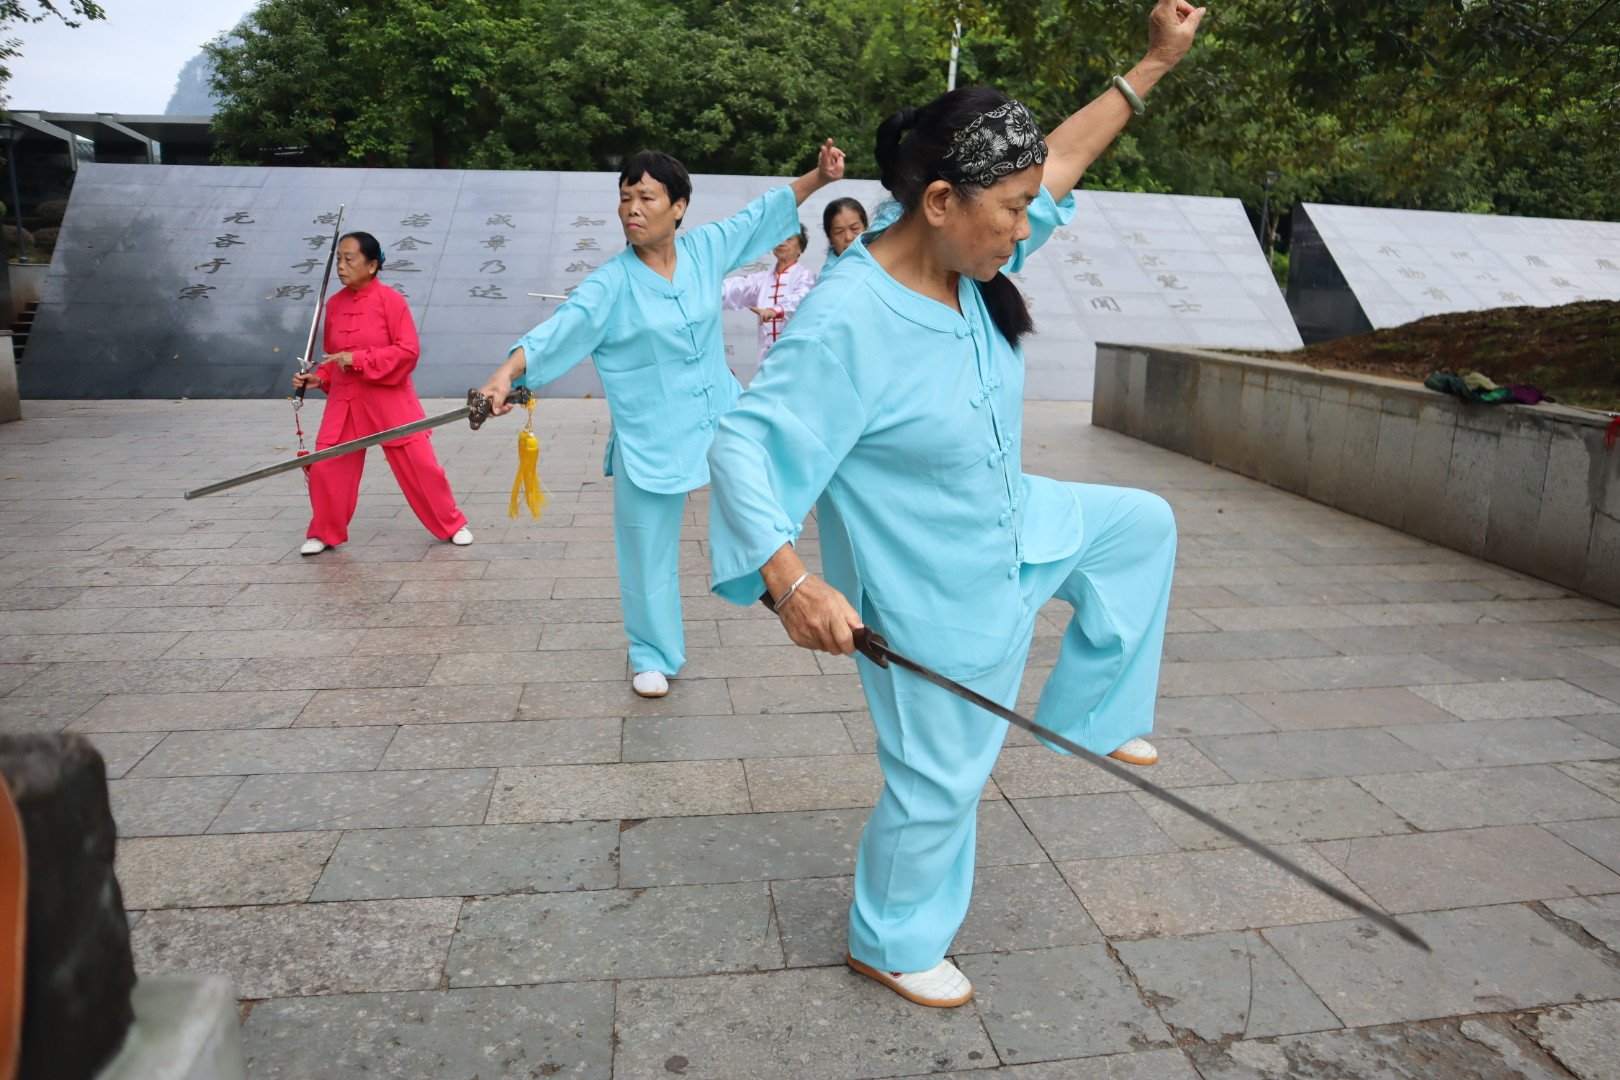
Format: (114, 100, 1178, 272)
(1093, 343, 1620, 605)
(97, 976, 245, 1080)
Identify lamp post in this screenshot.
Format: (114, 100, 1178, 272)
(0, 122, 25, 264)
(1258, 170, 1281, 262)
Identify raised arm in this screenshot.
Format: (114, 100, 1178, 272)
(789, 139, 845, 206)
(1041, 0, 1206, 195)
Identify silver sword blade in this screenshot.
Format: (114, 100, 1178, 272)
(185, 386, 530, 500)
(852, 627, 1431, 951)
(184, 405, 471, 500)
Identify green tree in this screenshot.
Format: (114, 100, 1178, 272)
(206, 0, 356, 164)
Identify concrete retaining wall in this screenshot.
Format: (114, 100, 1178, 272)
(1093, 343, 1620, 605)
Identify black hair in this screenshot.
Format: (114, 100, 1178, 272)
(821, 196, 869, 238)
(873, 87, 1035, 346)
(619, 149, 693, 228)
(792, 224, 810, 253)
(340, 231, 384, 271)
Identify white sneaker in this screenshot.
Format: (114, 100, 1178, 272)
(1108, 737, 1158, 766)
(631, 670, 669, 698)
(450, 527, 474, 546)
(847, 954, 973, 1008)
(299, 538, 328, 556)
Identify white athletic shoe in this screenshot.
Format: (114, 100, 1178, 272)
(450, 527, 474, 546)
(632, 671, 669, 698)
(1108, 737, 1158, 766)
(299, 538, 328, 556)
(847, 954, 973, 1008)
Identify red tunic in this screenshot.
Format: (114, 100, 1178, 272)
(313, 277, 428, 446)
(304, 276, 465, 544)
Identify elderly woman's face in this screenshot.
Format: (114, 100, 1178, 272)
(772, 235, 805, 263)
(619, 175, 686, 248)
(826, 207, 866, 256)
(940, 167, 1041, 281)
(335, 237, 378, 289)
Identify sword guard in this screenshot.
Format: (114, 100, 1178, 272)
(853, 627, 890, 667)
(467, 386, 534, 430)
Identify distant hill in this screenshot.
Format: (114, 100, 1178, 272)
(164, 49, 217, 116)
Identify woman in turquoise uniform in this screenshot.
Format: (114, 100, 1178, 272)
(707, 0, 1204, 1007)
(479, 141, 844, 698)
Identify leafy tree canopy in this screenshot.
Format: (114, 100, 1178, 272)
(205, 0, 1618, 230)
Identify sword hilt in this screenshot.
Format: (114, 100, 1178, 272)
(466, 386, 534, 430)
(756, 591, 890, 666)
(852, 627, 890, 667)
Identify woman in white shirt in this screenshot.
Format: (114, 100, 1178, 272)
(721, 225, 817, 363)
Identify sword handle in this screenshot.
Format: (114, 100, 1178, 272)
(466, 386, 534, 430)
(852, 627, 891, 668)
(756, 593, 891, 668)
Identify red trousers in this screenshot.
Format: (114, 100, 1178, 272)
(305, 411, 466, 545)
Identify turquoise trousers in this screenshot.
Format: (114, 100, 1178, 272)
(849, 484, 1177, 972)
(610, 442, 688, 675)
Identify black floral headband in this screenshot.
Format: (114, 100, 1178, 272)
(938, 100, 1048, 188)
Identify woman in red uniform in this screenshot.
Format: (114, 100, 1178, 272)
(290, 231, 471, 555)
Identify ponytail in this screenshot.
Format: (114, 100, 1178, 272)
(871, 89, 1037, 348)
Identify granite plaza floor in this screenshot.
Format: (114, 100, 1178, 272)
(3, 398, 1619, 1080)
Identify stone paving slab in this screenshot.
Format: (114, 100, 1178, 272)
(127, 726, 395, 777)
(1352, 765, 1620, 830)
(446, 882, 780, 986)
(1013, 791, 1180, 861)
(1059, 845, 1373, 938)
(86, 731, 164, 777)
(1559, 759, 1620, 800)
(1191, 728, 1441, 781)
(960, 946, 1173, 1063)
(1264, 905, 1620, 1028)
(108, 775, 245, 836)
(380, 718, 621, 769)
(488, 760, 749, 822)
(240, 984, 616, 1080)
(292, 683, 523, 726)
(621, 711, 856, 761)
(1132, 777, 1411, 850)
(1187, 1016, 1571, 1080)
(1315, 825, 1620, 913)
(615, 967, 998, 1079)
(1114, 929, 1341, 1041)
(1544, 893, 1620, 952)
(311, 821, 620, 901)
(1543, 818, 1620, 874)
(1385, 717, 1620, 768)
(66, 690, 314, 732)
(0, 693, 103, 733)
(117, 831, 338, 909)
(132, 897, 462, 999)
(1231, 687, 1458, 730)
(8, 399, 1620, 1076)
(1526, 1000, 1620, 1080)
(209, 769, 495, 832)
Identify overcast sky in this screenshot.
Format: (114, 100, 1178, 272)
(5, 0, 258, 114)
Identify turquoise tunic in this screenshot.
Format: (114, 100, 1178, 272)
(707, 186, 1177, 971)
(709, 187, 1082, 680)
(512, 185, 799, 494)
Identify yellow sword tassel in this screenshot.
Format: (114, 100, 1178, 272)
(509, 398, 547, 519)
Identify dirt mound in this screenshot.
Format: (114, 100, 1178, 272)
(1256, 300, 1620, 412)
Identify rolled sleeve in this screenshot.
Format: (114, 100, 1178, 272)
(708, 336, 866, 605)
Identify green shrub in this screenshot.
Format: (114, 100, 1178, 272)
(27, 226, 59, 261)
(29, 199, 68, 228)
